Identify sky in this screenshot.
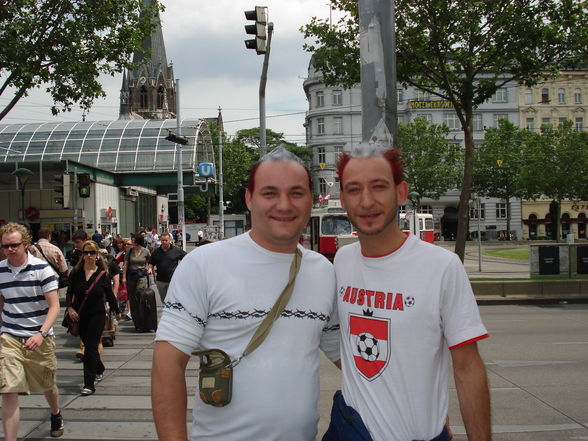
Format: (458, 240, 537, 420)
(1, 0, 340, 145)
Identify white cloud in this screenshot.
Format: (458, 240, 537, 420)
(1, 0, 332, 142)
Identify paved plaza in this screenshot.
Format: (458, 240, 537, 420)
(1, 245, 587, 440)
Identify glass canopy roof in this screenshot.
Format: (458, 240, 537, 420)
(0, 119, 214, 173)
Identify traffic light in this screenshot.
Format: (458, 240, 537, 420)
(53, 174, 71, 208)
(78, 173, 91, 198)
(244, 6, 267, 55)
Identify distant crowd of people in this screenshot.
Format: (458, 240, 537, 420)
(0, 223, 188, 439)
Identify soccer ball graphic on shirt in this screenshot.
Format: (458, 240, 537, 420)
(356, 332, 380, 362)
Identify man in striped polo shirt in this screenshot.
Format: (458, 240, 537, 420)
(0, 223, 64, 439)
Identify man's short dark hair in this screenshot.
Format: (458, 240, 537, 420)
(38, 228, 51, 239)
(72, 230, 88, 242)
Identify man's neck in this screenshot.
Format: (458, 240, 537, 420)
(8, 253, 28, 268)
(358, 227, 407, 258)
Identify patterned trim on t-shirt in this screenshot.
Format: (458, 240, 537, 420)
(163, 301, 207, 327)
(210, 308, 331, 322)
(322, 324, 340, 333)
(163, 301, 333, 328)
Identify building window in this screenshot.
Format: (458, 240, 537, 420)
(420, 204, 433, 214)
(416, 113, 432, 124)
(157, 87, 165, 109)
(541, 88, 549, 104)
(574, 88, 582, 104)
(317, 118, 325, 135)
(557, 88, 566, 104)
(492, 87, 508, 102)
(576, 117, 584, 132)
(496, 203, 507, 219)
(333, 146, 343, 162)
(316, 91, 324, 108)
(524, 88, 533, 105)
(470, 203, 485, 219)
(541, 117, 551, 127)
(332, 90, 343, 106)
(334, 117, 343, 135)
(473, 114, 483, 131)
(443, 112, 460, 130)
(526, 118, 535, 131)
(397, 88, 404, 103)
(318, 147, 326, 164)
(319, 178, 327, 195)
(493, 113, 509, 127)
(140, 86, 148, 108)
(415, 89, 430, 100)
(559, 117, 568, 128)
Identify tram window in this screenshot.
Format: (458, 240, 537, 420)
(400, 218, 410, 231)
(424, 218, 434, 230)
(322, 216, 352, 235)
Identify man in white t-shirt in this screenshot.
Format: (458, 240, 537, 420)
(152, 147, 340, 441)
(322, 143, 491, 441)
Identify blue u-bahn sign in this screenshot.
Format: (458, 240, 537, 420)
(197, 162, 215, 178)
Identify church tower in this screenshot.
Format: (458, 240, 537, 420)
(119, 1, 176, 120)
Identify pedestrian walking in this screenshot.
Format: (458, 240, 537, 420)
(0, 222, 64, 439)
(152, 147, 340, 441)
(121, 235, 151, 332)
(149, 232, 186, 303)
(66, 241, 120, 396)
(322, 143, 490, 441)
(29, 228, 69, 289)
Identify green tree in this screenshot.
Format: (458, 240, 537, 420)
(473, 120, 526, 239)
(234, 128, 313, 162)
(519, 122, 588, 239)
(302, 0, 588, 259)
(0, 0, 162, 120)
(397, 117, 462, 201)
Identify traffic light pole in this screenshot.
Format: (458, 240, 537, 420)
(176, 79, 186, 250)
(259, 22, 273, 157)
(218, 107, 225, 240)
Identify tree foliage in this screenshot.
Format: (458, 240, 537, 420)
(301, 0, 588, 259)
(0, 0, 162, 120)
(397, 117, 462, 200)
(519, 122, 588, 202)
(473, 119, 527, 237)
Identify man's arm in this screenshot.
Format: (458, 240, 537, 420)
(451, 342, 491, 441)
(152, 341, 191, 441)
(25, 289, 60, 351)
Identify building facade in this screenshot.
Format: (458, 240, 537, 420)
(303, 62, 523, 240)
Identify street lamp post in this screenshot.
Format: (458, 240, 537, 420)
(408, 191, 419, 237)
(471, 193, 482, 272)
(12, 168, 33, 223)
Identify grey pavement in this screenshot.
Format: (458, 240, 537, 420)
(3, 245, 588, 440)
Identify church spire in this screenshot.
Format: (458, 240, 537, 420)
(118, 0, 176, 120)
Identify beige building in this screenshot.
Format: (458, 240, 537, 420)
(519, 68, 587, 133)
(522, 197, 587, 240)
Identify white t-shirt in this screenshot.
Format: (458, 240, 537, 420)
(156, 232, 340, 441)
(335, 235, 488, 441)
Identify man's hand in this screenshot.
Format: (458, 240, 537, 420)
(25, 332, 45, 351)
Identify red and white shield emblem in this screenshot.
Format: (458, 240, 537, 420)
(348, 313, 390, 381)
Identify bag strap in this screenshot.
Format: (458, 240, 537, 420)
(242, 247, 302, 357)
(76, 270, 106, 314)
(34, 243, 61, 275)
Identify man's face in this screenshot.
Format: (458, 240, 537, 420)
(340, 156, 408, 237)
(160, 235, 171, 250)
(1, 231, 28, 265)
(245, 161, 312, 253)
(73, 238, 85, 251)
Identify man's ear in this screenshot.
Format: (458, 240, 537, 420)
(396, 181, 409, 206)
(245, 189, 252, 211)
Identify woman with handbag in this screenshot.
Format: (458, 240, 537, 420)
(121, 234, 151, 332)
(66, 240, 120, 396)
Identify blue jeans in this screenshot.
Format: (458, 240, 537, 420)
(322, 390, 451, 441)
